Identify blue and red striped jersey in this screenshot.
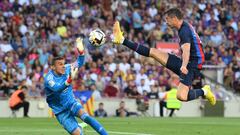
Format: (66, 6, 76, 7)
(178, 21, 205, 69)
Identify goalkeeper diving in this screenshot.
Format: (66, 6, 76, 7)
(44, 38, 108, 135)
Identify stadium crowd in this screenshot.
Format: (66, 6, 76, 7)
(0, 0, 239, 103)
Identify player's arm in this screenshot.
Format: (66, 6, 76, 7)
(72, 37, 85, 68)
(64, 38, 85, 80)
(181, 43, 190, 68)
(179, 28, 191, 74)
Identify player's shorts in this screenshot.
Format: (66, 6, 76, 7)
(166, 54, 201, 86)
(56, 101, 83, 134)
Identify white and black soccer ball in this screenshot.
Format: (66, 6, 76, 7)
(89, 29, 106, 47)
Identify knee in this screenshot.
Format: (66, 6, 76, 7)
(177, 92, 188, 101)
(78, 109, 86, 118)
(149, 48, 158, 57)
(79, 112, 89, 121)
(71, 127, 82, 135)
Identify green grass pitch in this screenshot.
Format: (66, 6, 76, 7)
(0, 117, 239, 135)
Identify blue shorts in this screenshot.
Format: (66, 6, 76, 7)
(166, 54, 201, 86)
(56, 102, 83, 134)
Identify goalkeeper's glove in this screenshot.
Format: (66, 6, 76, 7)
(65, 66, 78, 86)
(76, 37, 85, 55)
(71, 65, 78, 80)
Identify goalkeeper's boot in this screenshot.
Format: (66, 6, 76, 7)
(202, 85, 216, 105)
(76, 37, 84, 55)
(112, 21, 124, 45)
(78, 122, 87, 135)
(78, 122, 88, 129)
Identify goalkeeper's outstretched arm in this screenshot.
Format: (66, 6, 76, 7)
(72, 37, 85, 68)
(64, 37, 85, 79)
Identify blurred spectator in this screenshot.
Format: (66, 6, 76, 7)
(142, 90, 149, 108)
(116, 101, 138, 117)
(95, 75, 105, 92)
(143, 17, 156, 32)
(71, 4, 83, 19)
(161, 28, 173, 42)
(103, 80, 119, 97)
(57, 21, 68, 38)
(83, 72, 95, 88)
(94, 102, 107, 118)
(135, 68, 148, 86)
(90, 84, 102, 100)
(137, 79, 151, 95)
(116, 101, 129, 117)
(224, 64, 234, 88)
(27, 82, 41, 99)
(132, 7, 143, 34)
(119, 57, 130, 74)
(137, 90, 150, 114)
(147, 84, 159, 99)
(9, 86, 30, 117)
(160, 76, 181, 117)
(124, 81, 136, 97)
(159, 87, 181, 117)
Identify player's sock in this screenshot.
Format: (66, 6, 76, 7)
(187, 89, 204, 101)
(80, 113, 108, 135)
(79, 125, 84, 135)
(123, 39, 150, 57)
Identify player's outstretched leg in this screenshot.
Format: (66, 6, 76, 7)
(177, 83, 205, 102)
(177, 83, 216, 105)
(71, 126, 84, 135)
(78, 110, 108, 135)
(113, 21, 169, 66)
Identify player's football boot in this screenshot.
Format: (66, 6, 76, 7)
(78, 122, 87, 135)
(202, 85, 216, 105)
(112, 21, 124, 45)
(78, 122, 88, 129)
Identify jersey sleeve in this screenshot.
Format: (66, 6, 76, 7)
(44, 74, 67, 92)
(71, 55, 85, 68)
(179, 27, 191, 46)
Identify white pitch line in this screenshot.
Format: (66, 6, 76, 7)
(86, 130, 154, 135)
(0, 129, 154, 135)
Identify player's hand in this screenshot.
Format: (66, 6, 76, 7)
(65, 66, 78, 86)
(71, 66, 78, 79)
(180, 66, 188, 75)
(65, 75, 72, 86)
(76, 37, 84, 55)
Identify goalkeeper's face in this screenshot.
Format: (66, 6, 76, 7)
(53, 59, 65, 75)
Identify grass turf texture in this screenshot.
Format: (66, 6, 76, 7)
(0, 117, 239, 135)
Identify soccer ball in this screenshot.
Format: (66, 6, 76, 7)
(89, 29, 106, 47)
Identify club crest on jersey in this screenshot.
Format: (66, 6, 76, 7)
(48, 80, 55, 87)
